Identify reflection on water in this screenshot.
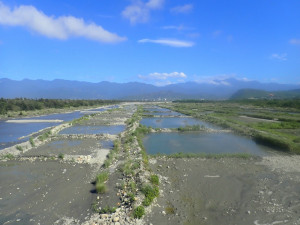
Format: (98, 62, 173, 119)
(0, 122, 58, 149)
(59, 125, 125, 135)
(144, 132, 273, 156)
(140, 117, 217, 129)
(0, 106, 112, 150)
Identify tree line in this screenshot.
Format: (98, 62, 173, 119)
(0, 98, 119, 115)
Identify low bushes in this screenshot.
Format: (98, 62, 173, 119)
(133, 206, 145, 219)
(141, 184, 159, 206)
(95, 171, 109, 194)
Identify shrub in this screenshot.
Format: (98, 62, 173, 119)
(141, 184, 159, 206)
(96, 183, 107, 194)
(58, 153, 64, 159)
(99, 206, 116, 214)
(96, 172, 109, 183)
(2, 154, 14, 160)
(129, 181, 136, 192)
(16, 145, 23, 151)
(29, 137, 35, 147)
(150, 174, 159, 186)
(133, 206, 145, 219)
(95, 171, 109, 194)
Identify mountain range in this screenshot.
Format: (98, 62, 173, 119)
(0, 78, 299, 100)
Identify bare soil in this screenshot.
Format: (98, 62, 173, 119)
(145, 157, 300, 225)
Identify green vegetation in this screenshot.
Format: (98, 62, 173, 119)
(71, 114, 92, 125)
(95, 171, 109, 194)
(177, 124, 206, 132)
(166, 100, 300, 153)
(92, 203, 116, 214)
(133, 206, 145, 219)
(141, 184, 159, 206)
(96, 171, 109, 183)
(99, 206, 116, 214)
(132, 124, 152, 167)
(96, 183, 107, 194)
(1, 154, 14, 160)
(0, 98, 119, 115)
(38, 130, 52, 141)
(58, 153, 64, 159)
(103, 139, 121, 168)
(16, 145, 23, 151)
(120, 160, 136, 176)
(150, 174, 159, 186)
(29, 137, 35, 147)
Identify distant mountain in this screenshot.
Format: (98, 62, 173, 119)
(0, 78, 299, 100)
(231, 88, 300, 100)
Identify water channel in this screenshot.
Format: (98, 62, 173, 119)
(0, 105, 116, 150)
(142, 107, 275, 156)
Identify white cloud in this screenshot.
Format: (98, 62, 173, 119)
(0, 2, 126, 43)
(193, 74, 239, 85)
(139, 72, 187, 80)
(122, 0, 164, 24)
(138, 38, 194, 47)
(161, 24, 194, 31)
(290, 39, 300, 45)
(270, 53, 287, 61)
(170, 4, 193, 14)
(146, 0, 164, 9)
(138, 71, 187, 86)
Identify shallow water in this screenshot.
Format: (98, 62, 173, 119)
(0, 121, 59, 149)
(100, 140, 114, 149)
(0, 107, 112, 149)
(59, 125, 125, 135)
(140, 117, 217, 129)
(143, 132, 274, 156)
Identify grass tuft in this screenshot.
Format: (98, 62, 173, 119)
(29, 137, 35, 147)
(16, 145, 23, 151)
(133, 206, 145, 219)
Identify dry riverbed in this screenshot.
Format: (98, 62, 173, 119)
(145, 156, 300, 225)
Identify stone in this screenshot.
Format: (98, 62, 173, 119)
(113, 217, 119, 222)
(101, 214, 108, 219)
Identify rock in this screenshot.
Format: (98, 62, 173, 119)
(247, 211, 251, 215)
(101, 214, 108, 219)
(115, 222, 120, 225)
(113, 217, 119, 222)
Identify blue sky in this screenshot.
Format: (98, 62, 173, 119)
(0, 0, 299, 86)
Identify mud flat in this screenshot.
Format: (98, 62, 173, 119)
(0, 160, 95, 225)
(145, 156, 300, 225)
